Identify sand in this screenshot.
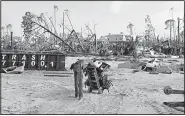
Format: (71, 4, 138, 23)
(1, 57, 184, 114)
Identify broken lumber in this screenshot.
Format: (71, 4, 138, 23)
(163, 102, 184, 107)
(1, 65, 24, 74)
(44, 74, 71, 77)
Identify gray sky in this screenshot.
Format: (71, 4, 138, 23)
(1, 1, 184, 38)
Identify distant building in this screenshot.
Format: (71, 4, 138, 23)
(98, 33, 132, 44)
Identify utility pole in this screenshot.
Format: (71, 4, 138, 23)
(169, 7, 174, 47)
(94, 23, 97, 53)
(177, 17, 180, 45)
(63, 11, 65, 39)
(171, 8, 175, 41)
(143, 32, 145, 50)
(54, 5, 58, 44)
(81, 27, 82, 38)
(54, 7, 56, 32)
(61, 10, 65, 51)
(6, 25, 9, 37)
(54, 6, 56, 44)
(169, 21, 172, 46)
(10, 32, 13, 50)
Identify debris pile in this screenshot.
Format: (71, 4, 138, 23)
(118, 57, 184, 75)
(1, 64, 25, 74)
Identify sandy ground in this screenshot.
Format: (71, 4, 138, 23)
(1, 57, 184, 114)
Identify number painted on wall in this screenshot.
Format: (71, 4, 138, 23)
(41, 61, 45, 67)
(31, 61, 35, 66)
(12, 61, 16, 66)
(2, 60, 6, 66)
(22, 61, 25, 66)
(50, 61, 54, 67)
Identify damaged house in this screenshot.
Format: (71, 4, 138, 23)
(98, 33, 137, 55)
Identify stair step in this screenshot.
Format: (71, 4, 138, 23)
(91, 82, 98, 84)
(90, 75, 95, 78)
(88, 67, 95, 69)
(91, 77, 96, 80)
(90, 84, 98, 87)
(90, 75, 96, 77)
(90, 80, 97, 83)
(91, 86, 99, 89)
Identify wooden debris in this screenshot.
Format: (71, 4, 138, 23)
(43, 72, 73, 75)
(149, 71, 159, 74)
(1, 65, 25, 74)
(163, 102, 184, 107)
(44, 74, 71, 77)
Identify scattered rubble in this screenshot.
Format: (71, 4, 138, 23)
(1, 58, 184, 114)
(1, 65, 25, 74)
(118, 56, 184, 75)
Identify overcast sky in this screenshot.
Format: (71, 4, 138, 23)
(1, 1, 184, 38)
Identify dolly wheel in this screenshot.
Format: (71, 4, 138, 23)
(164, 86, 172, 95)
(98, 87, 103, 94)
(88, 86, 92, 93)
